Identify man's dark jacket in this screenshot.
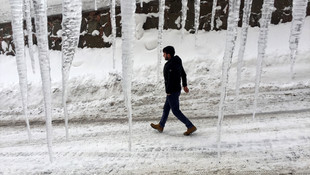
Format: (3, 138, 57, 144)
(163, 55, 187, 94)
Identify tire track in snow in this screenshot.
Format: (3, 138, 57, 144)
(1, 101, 310, 174)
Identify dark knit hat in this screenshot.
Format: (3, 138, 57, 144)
(163, 46, 175, 57)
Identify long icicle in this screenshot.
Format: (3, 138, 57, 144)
(94, 0, 97, 11)
(194, 0, 201, 47)
(235, 0, 253, 107)
(120, 0, 136, 152)
(24, 0, 36, 74)
(33, 0, 53, 162)
(252, 0, 274, 119)
(9, 0, 32, 142)
(157, 0, 165, 82)
(181, 0, 188, 39)
(62, 0, 82, 140)
(110, 0, 116, 69)
(289, 0, 308, 80)
(211, 0, 218, 30)
(217, 0, 240, 161)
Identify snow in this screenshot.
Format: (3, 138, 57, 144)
(0, 15, 310, 173)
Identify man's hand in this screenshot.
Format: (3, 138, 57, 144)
(183, 86, 189, 93)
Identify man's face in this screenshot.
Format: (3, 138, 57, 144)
(163, 52, 170, 60)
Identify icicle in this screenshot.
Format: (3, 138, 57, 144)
(289, 0, 307, 79)
(110, 0, 116, 69)
(140, 0, 143, 8)
(62, 0, 82, 140)
(217, 0, 240, 160)
(120, 0, 136, 152)
(235, 0, 253, 105)
(9, 0, 32, 142)
(181, 0, 188, 39)
(94, 0, 97, 11)
(24, 0, 36, 74)
(194, 0, 201, 47)
(211, 0, 218, 30)
(252, 0, 274, 119)
(33, 0, 53, 163)
(157, 0, 165, 82)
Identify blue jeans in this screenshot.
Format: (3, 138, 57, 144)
(159, 91, 194, 129)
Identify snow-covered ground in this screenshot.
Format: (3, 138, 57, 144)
(0, 17, 310, 174)
(1, 112, 310, 174)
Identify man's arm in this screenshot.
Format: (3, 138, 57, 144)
(180, 60, 189, 93)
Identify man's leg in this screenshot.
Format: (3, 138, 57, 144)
(168, 92, 194, 128)
(159, 95, 171, 128)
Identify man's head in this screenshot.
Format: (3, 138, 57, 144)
(163, 46, 175, 60)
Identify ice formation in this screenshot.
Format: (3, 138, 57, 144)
(211, 0, 218, 30)
(252, 0, 274, 119)
(94, 0, 97, 11)
(61, 0, 82, 140)
(181, 0, 188, 39)
(33, 0, 53, 162)
(194, 0, 201, 46)
(235, 0, 253, 105)
(289, 0, 308, 79)
(24, 0, 36, 74)
(217, 0, 241, 159)
(9, 0, 32, 142)
(120, 0, 136, 151)
(110, 0, 116, 69)
(157, 0, 165, 82)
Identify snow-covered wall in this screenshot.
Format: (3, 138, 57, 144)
(0, 0, 309, 55)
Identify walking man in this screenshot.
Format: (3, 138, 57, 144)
(151, 46, 197, 136)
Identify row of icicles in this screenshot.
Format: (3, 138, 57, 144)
(8, 0, 308, 162)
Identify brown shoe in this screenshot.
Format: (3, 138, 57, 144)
(150, 123, 163, 133)
(184, 126, 197, 136)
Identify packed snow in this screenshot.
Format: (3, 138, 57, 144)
(0, 13, 310, 174)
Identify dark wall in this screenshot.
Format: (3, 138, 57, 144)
(0, 0, 309, 55)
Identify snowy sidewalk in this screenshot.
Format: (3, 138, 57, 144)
(1, 110, 310, 174)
